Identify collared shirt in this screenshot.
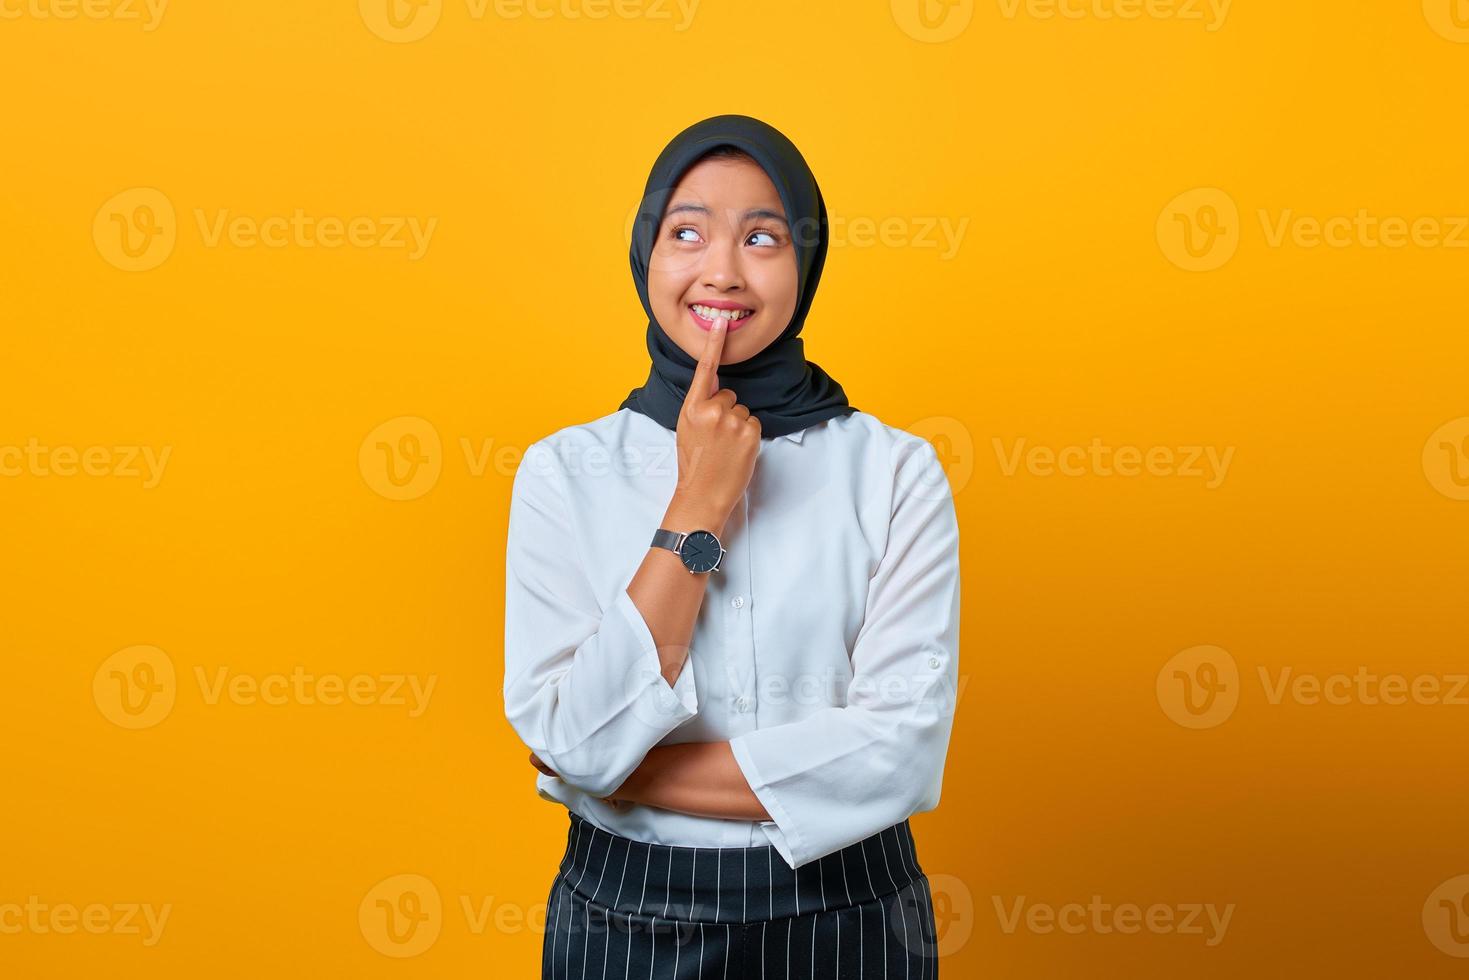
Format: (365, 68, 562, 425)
(502, 407, 961, 869)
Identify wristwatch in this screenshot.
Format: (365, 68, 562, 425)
(650, 527, 725, 574)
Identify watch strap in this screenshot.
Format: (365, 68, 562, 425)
(650, 528, 686, 553)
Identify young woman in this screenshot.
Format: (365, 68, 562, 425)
(504, 114, 961, 979)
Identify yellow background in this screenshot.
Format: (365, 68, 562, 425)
(3, 0, 1468, 976)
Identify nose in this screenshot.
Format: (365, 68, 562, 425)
(700, 221, 744, 292)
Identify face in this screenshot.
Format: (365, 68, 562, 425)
(646, 155, 799, 366)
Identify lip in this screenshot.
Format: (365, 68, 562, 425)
(688, 300, 755, 333)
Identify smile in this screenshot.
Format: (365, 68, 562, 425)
(688, 304, 755, 331)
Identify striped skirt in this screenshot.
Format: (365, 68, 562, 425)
(542, 810, 938, 979)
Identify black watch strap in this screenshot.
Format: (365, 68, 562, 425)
(650, 528, 685, 553)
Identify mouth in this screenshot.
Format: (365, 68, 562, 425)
(688, 303, 756, 332)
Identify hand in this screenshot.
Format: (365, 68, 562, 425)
(528, 752, 630, 811)
(667, 312, 761, 532)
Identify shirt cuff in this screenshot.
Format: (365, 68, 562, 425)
(614, 587, 698, 718)
(729, 733, 806, 869)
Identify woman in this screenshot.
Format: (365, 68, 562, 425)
(504, 114, 961, 978)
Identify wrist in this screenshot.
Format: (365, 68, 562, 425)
(616, 747, 665, 804)
(662, 495, 728, 537)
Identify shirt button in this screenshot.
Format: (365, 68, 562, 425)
(927, 656, 941, 669)
(735, 696, 749, 711)
(731, 595, 745, 609)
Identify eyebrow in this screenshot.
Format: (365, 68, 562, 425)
(664, 203, 790, 228)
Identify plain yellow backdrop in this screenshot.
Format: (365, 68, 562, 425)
(4, 0, 1469, 976)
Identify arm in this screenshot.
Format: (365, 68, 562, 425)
(502, 442, 714, 798)
(721, 439, 960, 868)
(607, 742, 772, 821)
(503, 315, 758, 799)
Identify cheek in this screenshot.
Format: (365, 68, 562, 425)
(756, 264, 799, 322)
(648, 254, 696, 302)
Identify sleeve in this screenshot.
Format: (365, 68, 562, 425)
(728, 438, 961, 869)
(502, 439, 699, 799)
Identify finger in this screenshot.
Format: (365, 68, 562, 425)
(709, 388, 738, 410)
(685, 310, 727, 406)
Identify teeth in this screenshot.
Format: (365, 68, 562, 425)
(692, 304, 753, 321)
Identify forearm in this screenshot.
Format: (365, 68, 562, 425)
(625, 494, 728, 690)
(616, 742, 770, 821)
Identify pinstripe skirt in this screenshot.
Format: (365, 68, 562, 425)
(542, 811, 938, 979)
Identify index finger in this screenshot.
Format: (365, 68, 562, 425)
(685, 314, 727, 405)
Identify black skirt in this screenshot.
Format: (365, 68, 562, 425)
(542, 810, 939, 979)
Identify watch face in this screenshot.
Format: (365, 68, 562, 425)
(678, 530, 723, 573)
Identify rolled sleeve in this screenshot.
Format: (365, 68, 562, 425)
(503, 441, 698, 800)
(729, 439, 960, 869)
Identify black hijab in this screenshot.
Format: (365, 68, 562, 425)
(619, 114, 856, 440)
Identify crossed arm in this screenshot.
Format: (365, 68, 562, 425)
(506, 436, 959, 864)
(529, 742, 771, 820)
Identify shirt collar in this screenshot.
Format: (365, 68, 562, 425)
(778, 427, 807, 445)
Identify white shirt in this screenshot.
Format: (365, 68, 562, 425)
(502, 406, 961, 870)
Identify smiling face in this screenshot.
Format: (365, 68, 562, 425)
(646, 151, 799, 366)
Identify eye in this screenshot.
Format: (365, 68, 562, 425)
(671, 225, 703, 244)
(746, 230, 780, 247)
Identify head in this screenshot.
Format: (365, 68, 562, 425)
(622, 115, 844, 436)
(645, 146, 799, 365)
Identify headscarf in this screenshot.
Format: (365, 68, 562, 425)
(619, 114, 856, 440)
